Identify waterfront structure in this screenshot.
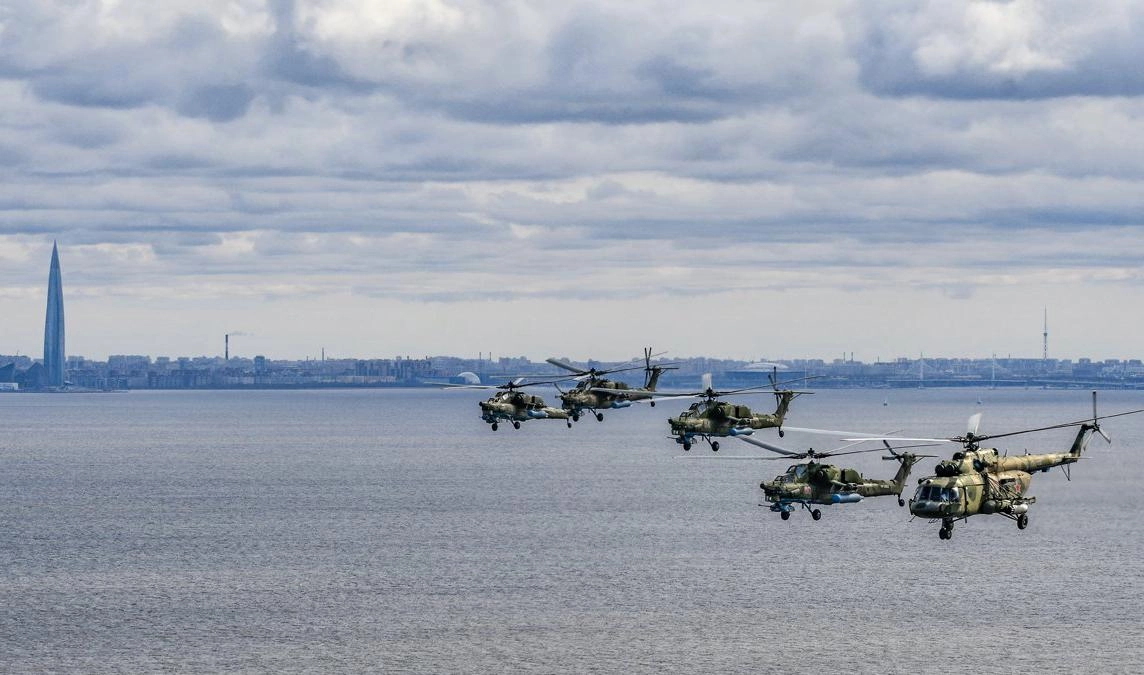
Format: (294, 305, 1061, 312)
(43, 242, 66, 387)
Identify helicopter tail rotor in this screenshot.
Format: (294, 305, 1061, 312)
(1093, 391, 1112, 443)
(966, 412, 982, 438)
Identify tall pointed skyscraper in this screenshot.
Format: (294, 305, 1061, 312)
(43, 241, 66, 387)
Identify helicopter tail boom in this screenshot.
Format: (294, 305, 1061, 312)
(773, 390, 797, 421)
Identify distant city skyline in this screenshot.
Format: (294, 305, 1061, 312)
(1, 240, 1137, 364)
(2, 5, 1143, 362)
(1, 251, 1139, 365)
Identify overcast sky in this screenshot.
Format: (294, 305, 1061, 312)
(2, 1, 1143, 363)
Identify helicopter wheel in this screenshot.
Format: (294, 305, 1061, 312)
(491, 423, 498, 431)
(566, 421, 572, 428)
(711, 441, 720, 452)
(780, 511, 790, 521)
(1017, 513, 1028, 530)
(512, 421, 521, 430)
(595, 412, 604, 422)
(572, 413, 580, 422)
(898, 498, 905, 507)
(811, 509, 822, 521)
(650, 401, 655, 407)
(778, 429, 785, 438)
(939, 528, 949, 540)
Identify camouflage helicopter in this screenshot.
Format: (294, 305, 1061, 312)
(545, 348, 677, 426)
(850, 393, 1144, 540)
(732, 436, 934, 520)
(658, 372, 813, 451)
(447, 378, 571, 431)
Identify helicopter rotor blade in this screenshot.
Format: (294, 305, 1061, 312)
(770, 374, 822, 390)
(734, 435, 803, 456)
(782, 425, 905, 437)
(814, 447, 891, 459)
(963, 407, 1144, 444)
(844, 435, 954, 443)
(546, 358, 588, 375)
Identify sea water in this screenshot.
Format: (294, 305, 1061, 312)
(2, 388, 1142, 673)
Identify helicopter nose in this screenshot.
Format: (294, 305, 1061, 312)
(910, 501, 938, 517)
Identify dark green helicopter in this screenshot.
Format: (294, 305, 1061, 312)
(652, 371, 814, 451)
(446, 377, 571, 430)
(546, 348, 677, 426)
(737, 436, 936, 521)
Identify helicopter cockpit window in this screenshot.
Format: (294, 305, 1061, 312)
(916, 485, 959, 502)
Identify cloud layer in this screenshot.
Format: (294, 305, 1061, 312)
(2, 1, 1143, 360)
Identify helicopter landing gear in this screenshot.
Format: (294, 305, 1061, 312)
(710, 441, 720, 452)
(649, 401, 655, 407)
(778, 429, 785, 438)
(572, 413, 580, 422)
(939, 519, 954, 540)
(595, 412, 604, 422)
(512, 421, 521, 429)
(1017, 513, 1029, 530)
(682, 440, 692, 451)
(898, 498, 906, 507)
(811, 509, 822, 521)
(566, 420, 572, 428)
(780, 511, 791, 521)
(491, 423, 499, 431)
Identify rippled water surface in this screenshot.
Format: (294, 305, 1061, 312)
(3, 388, 1143, 673)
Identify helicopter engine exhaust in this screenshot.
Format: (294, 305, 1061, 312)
(831, 493, 863, 504)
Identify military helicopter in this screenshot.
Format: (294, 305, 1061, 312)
(732, 436, 934, 520)
(447, 378, 571, 431)
(852, 392, 1144, 540)
(659, 372, 813, 451)
(545, 348, 677, 426)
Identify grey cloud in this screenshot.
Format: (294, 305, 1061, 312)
(32, 70, 157, 110)
(262, 0, 376, 92)
(1, 3, 1144, 325)
(176, 85, 256, 123)
(851, 2, 1144, 100)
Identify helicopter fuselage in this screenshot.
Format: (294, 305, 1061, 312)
(561, 378, 652, 417)
(479, 391, 568, 428)
(763, 455, 919, 520)
(669, 401, 781, 446)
